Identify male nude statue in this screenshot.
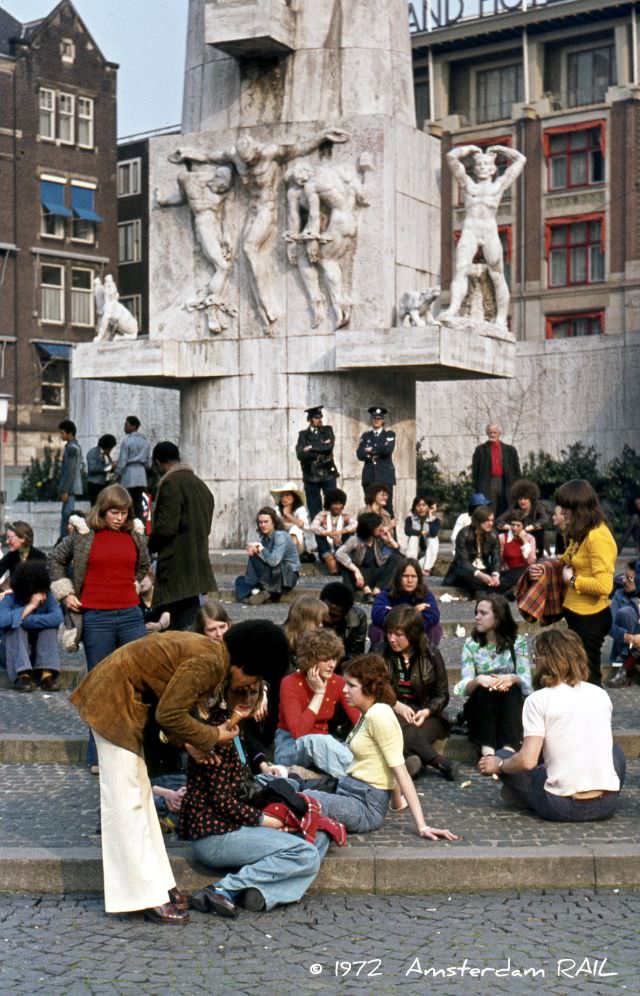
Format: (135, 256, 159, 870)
(206, 129, 349, 331)
(440, 145, 526, 329)
(284, 154, 372, 329)
(155, 150, 235, 333)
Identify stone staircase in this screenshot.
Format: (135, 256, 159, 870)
(0, 548, 638, 896)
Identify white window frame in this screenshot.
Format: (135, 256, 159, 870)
(70, 266, 94, 327)
(40, 263, 65, 325)
(118, 293, 142, 328)
(38, 87, 56, 140)
(40, 174, 67, 240)
(57, 91, 75, 145)
(117, 158, 142, 197)
(60, 38, 75, 63)
(40, 353, 68, 410)
(118, 219, 142, 264)
(70, 180, 97, 245)
(77, 97, 94, 149)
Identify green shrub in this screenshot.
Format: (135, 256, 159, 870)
(17, 448, 62, 502)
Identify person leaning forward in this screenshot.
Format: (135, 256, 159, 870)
(70, 630, 262, 923)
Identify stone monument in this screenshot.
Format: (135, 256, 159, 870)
(73, 0, 515, 545)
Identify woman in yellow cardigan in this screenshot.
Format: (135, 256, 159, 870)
(537, 480, 616, 686)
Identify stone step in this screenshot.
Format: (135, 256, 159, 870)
(0, 758, 637, 894)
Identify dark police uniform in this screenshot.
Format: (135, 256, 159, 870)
(356, 407, 396, 513)
(296, 409, 339, 519)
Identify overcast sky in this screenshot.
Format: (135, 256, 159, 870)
(6, 0, 188, 137)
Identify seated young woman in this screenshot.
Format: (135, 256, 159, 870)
(498, 509, 537, 595)
(335, 512, 397, 603)
(402, 495, 441, 575)
(193, 599, 231, 642)
(274, 628, 358, 778)
(304, 654, 459, 841)
(453, 594, 532, 757)
(496, 479, 548, 559)
(180, 668, 328, 918)
(0, 560, 63, 692)
(234, 507, 300, 605)
(370, 557, 441, 646)
(376, 606, 454, 781)
(283, 595, 329, 668)
(444, 506, 508, 598)
(479, 629, 625, 822)
(310, 488, 357, 576)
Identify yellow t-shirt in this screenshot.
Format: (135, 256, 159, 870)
(561, 522, 616, 616)
(347, 702, 405, 790)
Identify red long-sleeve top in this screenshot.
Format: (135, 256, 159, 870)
(277, 671, 360, 739)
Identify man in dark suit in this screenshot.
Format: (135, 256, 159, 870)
(471, 422, 521, 517)
(356, 406, 396, 514)
(149, 441, 215, 631)
(295, 406, 339, 519)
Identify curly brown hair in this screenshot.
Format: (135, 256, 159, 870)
(532, 629, 588, 688)
(510, 479, 540, 503)
(343, 653, 396, 706)
(296, 628, 344, 673)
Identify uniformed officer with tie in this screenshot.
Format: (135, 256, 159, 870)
(295, 406, 339, 519)
(356, 405, 396, 514)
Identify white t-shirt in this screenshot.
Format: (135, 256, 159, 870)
(523, 682, 620, 797)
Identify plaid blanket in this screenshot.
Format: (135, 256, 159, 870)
(515, 560, 566, 624)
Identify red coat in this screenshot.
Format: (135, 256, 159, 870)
(277, 672, 360, 739)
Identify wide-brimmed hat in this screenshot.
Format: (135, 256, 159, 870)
(270, 482, 306, 506)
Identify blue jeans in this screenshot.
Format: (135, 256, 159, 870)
(235, 557, 299, 601)
(304, 479, 337, 520)
(274, 729, 353, 779)
(4, 626, 60, 682)
(82, 606, 146, 765)
(59, 494, 75, 541)
(192, 826, 329, 911)
(305, 774, 391, 834)
(499, 745, 626, 822)
(611, 605, 639, 661)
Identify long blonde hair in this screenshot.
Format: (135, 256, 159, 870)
(87, 484, 135, 532)
(283, 595, 329, 659)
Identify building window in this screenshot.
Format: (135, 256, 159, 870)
(118, 219, 142, 263)
(546, 312, 604, 339)
(546, 124, 605, 191)
(57, 92, 75, 144)
(119, 294, 142, 328)
(77, 97, 94, 148)
(547, 216, 605, 287)
(38, 87, 55, 140)
(568, 46, 616, 107)
(41, 264, 65, 323)
(117, 158, 142, 197)
(71, 183, 101, 243)
(60, 38, 75, 63)
(71, 267, 94, 326)
(40, 356, 67, 409)
(40, 177, 70, 239)
(477, 64, 523, 123)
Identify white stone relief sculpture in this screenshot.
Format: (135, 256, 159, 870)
(94, 275, 138, 340)
(284, 152, 371, 329)
(205, 129, 349, 333)
(399, 288, 441, 327)
(155, 150, 236, 334)
(440, 145, 526, 331)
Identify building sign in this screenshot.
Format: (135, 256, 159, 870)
(409, 0, 561, 33)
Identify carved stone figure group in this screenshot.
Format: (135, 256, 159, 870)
(156, 129, 371, 335)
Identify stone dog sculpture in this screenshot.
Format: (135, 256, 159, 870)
(93, 276, 138, 341)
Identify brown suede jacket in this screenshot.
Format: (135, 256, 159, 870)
(70, 632, 228, 756)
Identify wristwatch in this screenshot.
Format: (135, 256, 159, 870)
(569, 574, 576, 588)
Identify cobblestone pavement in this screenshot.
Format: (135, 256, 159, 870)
(1, 759, 637, 851)
(0, 889, 636, 994)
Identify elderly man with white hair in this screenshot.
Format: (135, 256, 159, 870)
(471, 422, 521, 517)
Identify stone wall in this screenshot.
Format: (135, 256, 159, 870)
(416, 333, 640, 476)
(70, 379, 181, 461)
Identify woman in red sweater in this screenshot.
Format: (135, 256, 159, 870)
(274, 628, 359, 778)
(50, 485, 149, 769)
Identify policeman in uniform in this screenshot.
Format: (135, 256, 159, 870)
(356, 406, 396, 514)
(295, 406, 339, 519)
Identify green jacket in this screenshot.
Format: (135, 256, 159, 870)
(149, 463, 215, 607)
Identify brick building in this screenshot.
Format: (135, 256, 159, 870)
(411, 0, 640, 340)
(0, 0, 117, 483)
(410, 0, 640, 470)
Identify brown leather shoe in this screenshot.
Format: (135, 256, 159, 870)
(169, 887, 192, 911)
(143, 902, 189, 924)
